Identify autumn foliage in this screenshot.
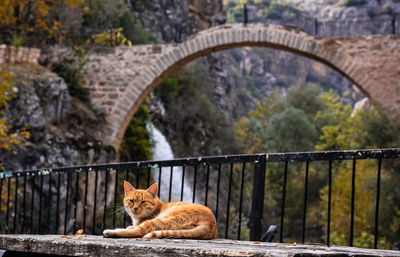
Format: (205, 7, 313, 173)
(0, 70, 30, 151)
(0, 0, 84, 45)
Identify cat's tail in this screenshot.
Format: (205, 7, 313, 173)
(143, 224, 216, 239)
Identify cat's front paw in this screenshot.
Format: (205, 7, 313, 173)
(127, 225, 136, 229)
(103, 229, 117, 238)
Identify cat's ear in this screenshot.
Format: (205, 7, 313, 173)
(124, 180, 135, 195)
(146, 183, 158, 198)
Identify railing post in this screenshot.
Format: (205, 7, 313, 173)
(250, 154, 266, 241)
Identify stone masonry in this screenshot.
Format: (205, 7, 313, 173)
(1, 234, 400, 257)
(0, 45, 41, 64)
(81, 23, 400, 149)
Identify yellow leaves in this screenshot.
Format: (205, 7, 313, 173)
(0, 70, 30, 152)
(234, 117, 263, 154)
(319, 160, 382, 245)
(0, 0, 85, 45)
(315, 90, 363, 151)
(91, 28, 133, 47)
(0, 178, 16, 212)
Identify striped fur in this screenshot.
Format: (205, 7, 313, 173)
(103, 182, 217, 239)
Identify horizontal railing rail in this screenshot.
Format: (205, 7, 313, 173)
(0, 148, 399, 249)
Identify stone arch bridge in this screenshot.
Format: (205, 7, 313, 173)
(82, 23, 400, 149)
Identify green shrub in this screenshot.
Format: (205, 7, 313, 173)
(233, 5, 244, 22)
(265, 3, 282, 19)
(52, 49, 89, 101)
(130, 20, 156, 44)
(120, 105, 153, 162)
(154, 75, 180, 107)
(11, 33, 25, 48)
(265, 7, 282, 19)
(382, 4, 394, 14)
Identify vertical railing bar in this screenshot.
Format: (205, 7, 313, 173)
(374, 158, 382, 249)
(12, 175, 19, 234)
(327, 160, 332, 246)
(102, 169, 109, 231)
(6, 177, 11, 233)
(225, 163, 233, 239)
(180, 166, 185, 201)
(83, 170, 89, 233)
(238, 162, 246, 240)
(73, 171, 79, 233)
(46, 173, 52, 234)
(30, 176, 35, 234)
(215, 164, 222, 223)
(249, 154, 266, 241)
(168, 166, 173, 202)
(147, 168, 151, 188)
(136, 168, 140, 189)
(280, 161, 288, 243)
(350, 159, 356, 247)
(302, 161, 310, 243)
(205, 164, 210, 206)
(64, 172, 71, 235)
(192, 165, 197, 203)
(123, 169, 130, 228)
(38, 175, 44, 234)
(56, 172, 61, 234)
(21, 174, 27, 234)
(92, 169, 99, 235)
(158, 167, 162, 198)
(112, 169, 119, 229)
(0, 178, 3, 233)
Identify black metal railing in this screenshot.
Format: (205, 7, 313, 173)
(0, 148, 399, 249)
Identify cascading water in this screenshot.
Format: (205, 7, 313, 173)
(148, 123, 193, 202)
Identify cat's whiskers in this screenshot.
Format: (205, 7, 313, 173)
(111, 206, 126, 216)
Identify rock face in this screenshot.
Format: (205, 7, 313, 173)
(125, 0, 225, 43)
(125, 0, 194, 43)
(287, 0, 400, 36)
(1, 64, 115, 172)
(240, 0, 400, 36)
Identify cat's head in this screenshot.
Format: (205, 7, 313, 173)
(123, 181, 161, 219)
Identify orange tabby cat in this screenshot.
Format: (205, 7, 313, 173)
(103, 181, 217, 239)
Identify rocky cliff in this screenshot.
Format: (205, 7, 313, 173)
(1, 64, 115, 172)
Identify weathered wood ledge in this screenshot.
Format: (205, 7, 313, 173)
(0, 234, 399, 257)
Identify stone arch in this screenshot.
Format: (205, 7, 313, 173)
(105, 23, 400, 149)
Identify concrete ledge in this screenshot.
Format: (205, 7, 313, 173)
(0, 235, 399, 257)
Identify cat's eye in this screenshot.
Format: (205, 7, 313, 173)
(141, 201, 147, 204)
(129, 200, 134, 204)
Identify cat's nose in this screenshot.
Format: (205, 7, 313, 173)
(133, 207, 138, 211)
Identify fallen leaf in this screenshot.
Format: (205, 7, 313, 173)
(75, 229, 84, 236)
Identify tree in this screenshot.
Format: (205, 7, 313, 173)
(0, 0, 84, 45)
(267, 107, 318, 152)
(234, 89, 282, 153)
(315, 90, 363, 151)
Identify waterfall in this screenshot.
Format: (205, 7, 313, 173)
(148, 123, 193, 202)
